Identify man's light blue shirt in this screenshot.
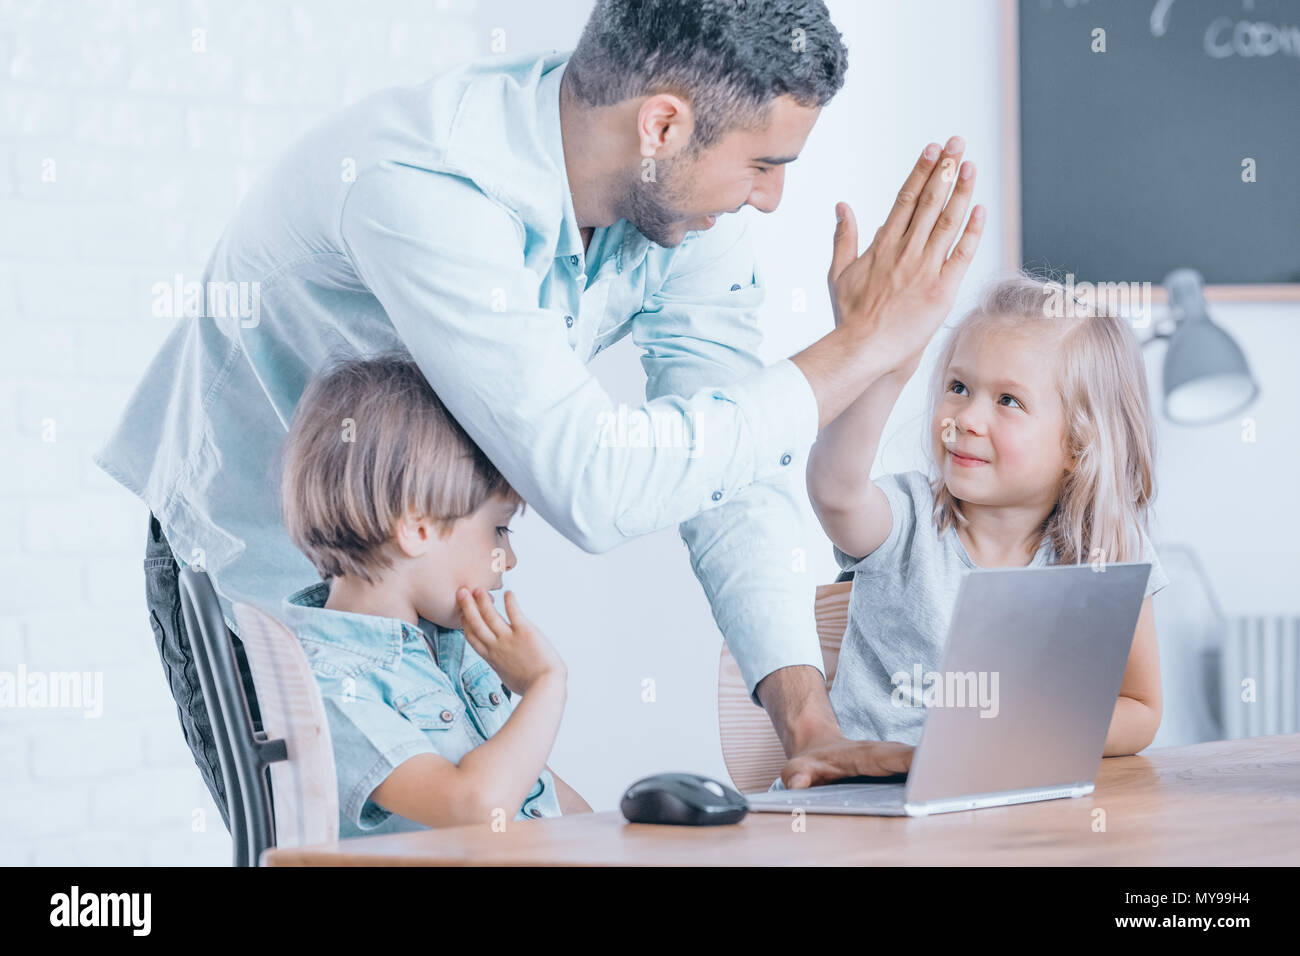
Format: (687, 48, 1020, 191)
(94, 48, 824, 703)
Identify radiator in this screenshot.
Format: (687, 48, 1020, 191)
(1220, 616, 1300, 738)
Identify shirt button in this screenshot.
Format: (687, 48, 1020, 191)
(528, 807, 543, 818)
(569, 255, 580, 266)
(780, 453, 792, 466)
(712, 490, 723, 501)
(439, 710, 454, 723)
(565, 314, 574, 328)
(730, 283, 742, 291)
(489, 691, 501, 705)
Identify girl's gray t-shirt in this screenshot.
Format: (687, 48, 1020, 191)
(827, 470, 1169, 748)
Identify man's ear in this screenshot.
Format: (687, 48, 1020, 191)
(637, 92, 694, 159)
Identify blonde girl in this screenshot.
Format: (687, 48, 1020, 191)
(807, 272, 1168, 757)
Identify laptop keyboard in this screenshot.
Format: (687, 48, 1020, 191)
(747, 782, 907, 811)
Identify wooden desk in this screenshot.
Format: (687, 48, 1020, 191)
(264, 734, 1300, 866)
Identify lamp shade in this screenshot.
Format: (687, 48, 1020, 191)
(1161, 270, 1259, 426)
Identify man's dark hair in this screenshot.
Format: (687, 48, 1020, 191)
(564, 0, 848, 156)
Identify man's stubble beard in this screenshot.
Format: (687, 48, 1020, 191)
(616, 152, 696, 248)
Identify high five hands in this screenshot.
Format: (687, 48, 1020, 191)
(828, 136, 984, 376)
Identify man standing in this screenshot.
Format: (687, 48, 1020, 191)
(97, 0, 982, 830)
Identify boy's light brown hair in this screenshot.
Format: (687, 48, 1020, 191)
(281, 351, 524, 584)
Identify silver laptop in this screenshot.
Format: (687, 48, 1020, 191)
(747, 562, 1151, 816)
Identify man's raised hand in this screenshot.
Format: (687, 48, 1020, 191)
(828, 136, 985, 374)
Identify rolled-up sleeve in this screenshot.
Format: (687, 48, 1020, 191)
(319, 693, 437, 832)
(337, 162, 819, 561)
(631, 213, 823, 703)
(1137, 528, 1170, 599)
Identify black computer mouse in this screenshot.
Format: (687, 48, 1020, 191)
(620, 772, 749, 825)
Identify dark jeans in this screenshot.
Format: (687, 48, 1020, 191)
(144, 512, 262, 833)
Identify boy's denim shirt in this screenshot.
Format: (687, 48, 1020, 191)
(281, 582, 561, 837)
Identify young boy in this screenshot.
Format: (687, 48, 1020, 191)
(277, 351, 590, 837)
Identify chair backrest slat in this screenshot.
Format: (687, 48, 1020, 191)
(718, 581, 852, 793)
(234, 602, 339, 852)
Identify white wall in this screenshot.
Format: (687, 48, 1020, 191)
(0, 0, 485, 866)
(2, 0, 1294, 864)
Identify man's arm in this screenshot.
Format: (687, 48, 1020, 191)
(753, 665, 843, 754)
(755, 666, 913, 785)
(630, 212, 825, 705)
(338, 139, 980, 557)
(631, 214, 914, 785)
(338, 163, 818, 556)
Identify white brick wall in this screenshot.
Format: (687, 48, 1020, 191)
(0, 0, 488, 866)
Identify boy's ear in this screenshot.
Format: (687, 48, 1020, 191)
(392, 512, 432, 559)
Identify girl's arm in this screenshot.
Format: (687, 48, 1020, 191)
(369, 672, 567, 827)
(1103, 597, 1163, 756)
(806, 361, 916, 560)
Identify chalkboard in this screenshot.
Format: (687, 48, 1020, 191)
(1012, 0, 1300, 295)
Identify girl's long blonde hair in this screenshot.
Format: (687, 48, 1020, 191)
(929, 273, 1157, 566)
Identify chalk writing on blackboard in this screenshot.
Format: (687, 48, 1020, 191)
(1149, 0, 1300, 59)
(1044, 0, 1300, 60)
